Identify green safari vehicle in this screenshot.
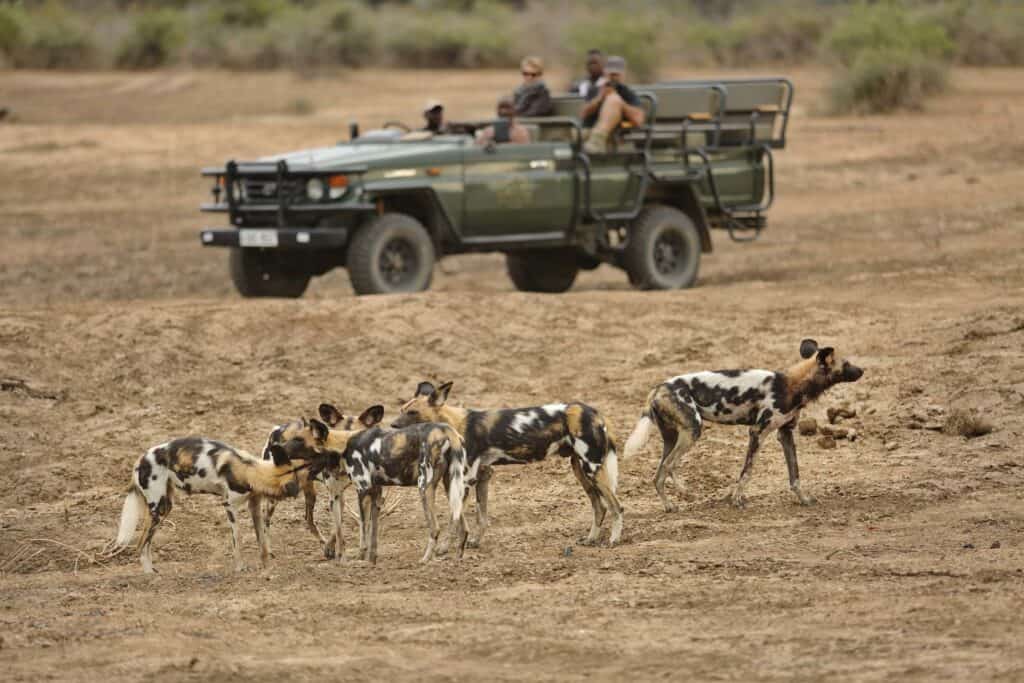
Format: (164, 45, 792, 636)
(198, 77, 793, 296)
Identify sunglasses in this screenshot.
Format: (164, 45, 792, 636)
(521, 71, 541, 78)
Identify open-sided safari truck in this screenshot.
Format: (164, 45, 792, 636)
(199, 77, 793, 296)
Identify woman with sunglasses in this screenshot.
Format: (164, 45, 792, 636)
(513, 56, 554, 117)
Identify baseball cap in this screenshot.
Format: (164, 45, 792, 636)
(605, 56, 627, 75)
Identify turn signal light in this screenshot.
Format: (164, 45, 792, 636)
(328, 174, 349, 188)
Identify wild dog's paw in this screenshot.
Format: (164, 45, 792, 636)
(797, 493, 817, 506)
(465, 538, 481, 549)
(577, 535, 599, 547)
(663, 501, 679, 513)
(730, 492, 747, 509)
(322, 543, 336, 560)
(434, 544, 450, 558)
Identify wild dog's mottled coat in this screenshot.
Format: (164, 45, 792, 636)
(285, 405, 469, 564)
(114, 437, 301, 574)
(393, 381, 623, 547)
(624, 338, 864, 511)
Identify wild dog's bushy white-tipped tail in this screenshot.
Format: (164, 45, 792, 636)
(448, 443, 466, 523)
(623, 416, 653, 459)
(115, 487, 145, 547)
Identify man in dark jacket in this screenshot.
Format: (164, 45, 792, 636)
(513, 55, 554, 117)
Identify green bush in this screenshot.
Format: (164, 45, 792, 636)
(825, 2, 953, 68)
(17, 3, 96, 69)
(210, 0, 287, 28)
(567, 12, 659, 82)
(384, 6, 519, 68)
(927, 1, 1024, 66)
(267, 3, 376, 71)
(116, 9, 185, 68)
(0, 6, 27, 60)
(686, 5, 830, 66)
(828, 47, 949, 114)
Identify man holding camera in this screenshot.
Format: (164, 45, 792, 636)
(579, 55, 645, 155)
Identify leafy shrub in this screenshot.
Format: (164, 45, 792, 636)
(16, 3, 96, 69)
(686, 5, 830, 66)
(210, 0, 286, 28)
(828, 47, 949, 114)
(384, 6, 519, 68)
(567, 11, 659, 82)
(0, 6, 27, 61)
(927, 1, 1024, 66)
(267, 3, 376, 71)
(825, 2, 953, 68)
(116, 9, 185, 68)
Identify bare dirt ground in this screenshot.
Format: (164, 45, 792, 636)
(0, 66, 1023, 681)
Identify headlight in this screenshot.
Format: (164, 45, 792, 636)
(306, 177, 325, 201)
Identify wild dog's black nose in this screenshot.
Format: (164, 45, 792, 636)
(846, 365, 864, 381)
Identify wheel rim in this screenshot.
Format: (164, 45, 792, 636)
(653, 228, 687, 277)
(379, 238, 418, 287)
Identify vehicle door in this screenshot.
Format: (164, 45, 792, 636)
(460, 141, 575, 244)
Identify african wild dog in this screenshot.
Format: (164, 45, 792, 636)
(262, 403, 378, 557)
(393, 381, 624, 547)
(623, 338, 864, 511)
(284, 403, 470, 565)
(113, 438, 302, 574)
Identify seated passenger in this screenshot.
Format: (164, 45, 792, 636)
(579, 55, 645, 154)
(476, 96, 531, 145)
(572, 48, 606, 98)
(513, 56, 554, 117)
(421, 99, 447, 134)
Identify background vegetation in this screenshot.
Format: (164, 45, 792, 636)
(1, 0, 1022, 113)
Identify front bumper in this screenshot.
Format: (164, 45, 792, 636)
(199, 227, 348, 249)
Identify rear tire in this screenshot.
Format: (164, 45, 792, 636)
(506, 249, 579, 293)
(229, 248, 310, 298)
(347, 213, 435, 295)
(624, 205, 701, 290)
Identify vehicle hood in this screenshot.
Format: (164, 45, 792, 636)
(257, 141, 465, 171)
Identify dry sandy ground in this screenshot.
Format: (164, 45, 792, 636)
(0, 66, 1023, 681)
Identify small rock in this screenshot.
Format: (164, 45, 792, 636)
(817, 435, 837, 449)
(798, 418, 818, 436)
(963, 543, 975, 549)
(990, 541, 1001, 549)
(965, 176, 980, 185)
(884, 441, 898, 451)
(827, 405, 857, 424)
(563, 546, 573, 557)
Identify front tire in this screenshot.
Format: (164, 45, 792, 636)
(506, 248, 579, 293)
(229, 248, 310, 298)
(347, 213, 435, 295)
(624, 205, 702, 290)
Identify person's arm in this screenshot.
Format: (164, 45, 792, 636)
(579, 87, 607, 120)
(475, 126, 495, 145)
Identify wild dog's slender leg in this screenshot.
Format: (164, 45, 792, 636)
(248, 496, 270, 569)
(263, 499, 277, 557)
(367, 490, 381, 565)
(655, 433, 695, 513)
(325, 475, 347, 561)
(435, 474, 452, 558)
(138, 496, 171, 574)
(302, 482, 326, 547)
(419, 478, 440, 563)
(357, 491, 372, 561)
(467, 465, 492, 549)
(732, 428, 764, 508)
(571, 456, 605, 546)
(593, 469, 624, 547)
(778, 424, 815, 505)
(223, 495, 246, 571)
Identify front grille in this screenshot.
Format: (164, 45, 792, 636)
(240, 178, 303, 203)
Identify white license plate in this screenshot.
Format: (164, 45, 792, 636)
(238, 229, 279, 248)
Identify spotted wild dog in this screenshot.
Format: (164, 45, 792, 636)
(393, 381, 624, 547)
(623, 338, 864, 512)
(287, 403, 470, 565)
(261, 405, 384, 560)
(113, 437, 303, 574)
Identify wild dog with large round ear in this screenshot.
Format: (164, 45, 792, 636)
(394, 380, 623, 548)
(624, 338, 864, 511)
